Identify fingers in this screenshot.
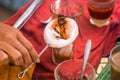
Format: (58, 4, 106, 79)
(0, 41, 24, 65)
(17, 31, 39, 63)
(0, 50, 9, 66)
(29, 48, 40, 63)
(0, 23, 39, 67)
(4, 33, 33, 66)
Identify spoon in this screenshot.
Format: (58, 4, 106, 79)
(18, 45, 49, 79)
(13, 0, 45, 29)
(80, 39, 92, 80)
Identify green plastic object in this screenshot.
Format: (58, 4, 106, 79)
(96, 62, 111, 80)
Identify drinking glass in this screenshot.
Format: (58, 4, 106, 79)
(52, 44, 74, 65)
(109, 45, 120, 80)
(44, 17, 79, 65)
(50, 0, 84, 22)
(54, 59, 96, 80)
(87, 0, 116, 27)
(49, 0, 82, 65)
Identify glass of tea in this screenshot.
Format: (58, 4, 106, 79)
(52, 44, 74, 65)
(54, 59, 96, 80)
(109, 45, 120, 80)
(44, 16, 79, 65)
(50, 0, 84, 23)
(87, 0, 116, 27)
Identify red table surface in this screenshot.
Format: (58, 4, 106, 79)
(4, 0, 120, 80)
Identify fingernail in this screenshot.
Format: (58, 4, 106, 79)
(36, 58, 40, 63)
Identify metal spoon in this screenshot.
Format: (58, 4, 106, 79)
(13, 0, 45, 29)
(18, 45, 49, 79)
(80, 39, 92, 80)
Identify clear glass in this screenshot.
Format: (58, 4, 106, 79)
(54, 59, 96, 80)
(50, 0, 84, 23)
(87, 0, 116, 27)
(52, 44, 73, 65)
(109, 45, 120, 80)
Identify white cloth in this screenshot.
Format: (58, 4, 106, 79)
(44, 18, 79, 48)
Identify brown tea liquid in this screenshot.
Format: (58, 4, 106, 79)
(52, 48, 73, 65)
(111, 52, 120, 80)
(88, 5, 114, 20)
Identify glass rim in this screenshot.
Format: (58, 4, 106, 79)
(54, 59, 96, 79)
(50, 1, 84, 18)
(88, 0, 116, 5)
(109, 45, 120, 69)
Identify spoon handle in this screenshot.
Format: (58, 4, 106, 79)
(80, 39, 92, 80)
(13, 0, 44, 29)
(17, 45, 49, 79)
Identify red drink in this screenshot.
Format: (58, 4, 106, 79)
(87, 0, 115, 27)
(88, 5, 114, 20)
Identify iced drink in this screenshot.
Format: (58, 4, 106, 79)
(109, 45, 120, 80)
(110, 52, 120, 80)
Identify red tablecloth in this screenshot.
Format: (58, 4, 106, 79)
(4, 0, 120, 80)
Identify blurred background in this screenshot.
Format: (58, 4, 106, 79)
(0, 0, 29, 22)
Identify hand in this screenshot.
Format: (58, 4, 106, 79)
(0, 22, 39, 66)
